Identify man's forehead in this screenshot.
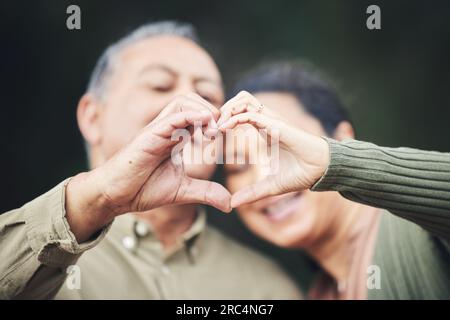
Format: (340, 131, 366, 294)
(116, 36, 221, 81)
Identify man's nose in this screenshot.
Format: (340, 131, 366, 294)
(173, 79, 196, 97)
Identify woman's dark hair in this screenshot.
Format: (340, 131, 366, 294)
(231, 62, 352, 136)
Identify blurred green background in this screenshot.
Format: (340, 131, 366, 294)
(2, 0, 450, 291)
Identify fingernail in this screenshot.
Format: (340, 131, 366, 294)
(222, 203, 232, 213)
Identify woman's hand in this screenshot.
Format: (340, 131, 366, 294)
(218, 91, 330, 208)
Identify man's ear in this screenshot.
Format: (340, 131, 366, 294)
(332, 121, 355, 141)
(77, 93, 102, 146)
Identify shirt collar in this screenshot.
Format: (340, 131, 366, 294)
(110, 207, 207, 261)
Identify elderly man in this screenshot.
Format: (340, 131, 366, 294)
(0, 21, 301, 299)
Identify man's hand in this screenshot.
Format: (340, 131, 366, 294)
(218, 91, 330, 208)
(65, 94, 230, 242)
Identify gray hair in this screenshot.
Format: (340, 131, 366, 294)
(87, 20, 199, 100)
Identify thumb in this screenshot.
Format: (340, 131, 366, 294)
(174, 177, 232, 213)
(230, 178, 275, 208)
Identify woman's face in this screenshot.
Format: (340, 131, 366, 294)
(224, 92, 345, 248)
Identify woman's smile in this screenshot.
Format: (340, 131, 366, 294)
(256, 192, 305, 222)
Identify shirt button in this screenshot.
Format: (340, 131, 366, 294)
(190, 246, 199, 257)
(135, 222, 150, 237)
(161, 265, 171, 275)
(122, 236, 136, 250)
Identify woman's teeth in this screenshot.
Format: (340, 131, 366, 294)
(263, 193, 303, 221)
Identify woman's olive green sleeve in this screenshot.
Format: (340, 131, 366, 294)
(312, 138, 450, 240)
(0, 179, 109, 299)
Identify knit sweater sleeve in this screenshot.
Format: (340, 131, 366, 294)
(311, 138, 450, 240)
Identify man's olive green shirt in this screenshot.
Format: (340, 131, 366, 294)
(0, 180, 301, 299)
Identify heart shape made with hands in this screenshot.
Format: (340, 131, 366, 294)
(174, 91, 328, 212)
(65, 91, 328, 243)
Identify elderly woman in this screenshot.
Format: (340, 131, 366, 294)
(219, 63, 450, 299)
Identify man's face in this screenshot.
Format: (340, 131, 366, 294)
(93, 35, 224, 179)
(225, 92, 345, 248)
